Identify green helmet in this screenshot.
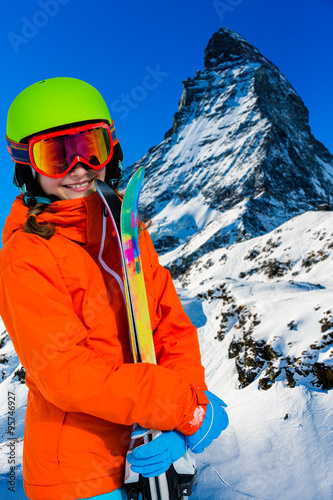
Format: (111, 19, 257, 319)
(7, 77, 112, 142)
(6, 77, 123, 204)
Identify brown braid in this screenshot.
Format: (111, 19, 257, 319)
(23, 204, 55, 240)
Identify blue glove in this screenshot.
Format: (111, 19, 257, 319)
(186, 391, 229, 454)
(127, 426, 187, 478)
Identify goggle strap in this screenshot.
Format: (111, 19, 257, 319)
(110, 122, 119, 146)
(6, 137, 30, 164)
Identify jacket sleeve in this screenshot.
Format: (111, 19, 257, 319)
(140, 230, 208, 393)
(0, 234, 208, 433)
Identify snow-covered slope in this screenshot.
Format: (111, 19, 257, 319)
(192, 384, 332, 499)
(177, 210, 333, 499)
(172, 211, 333, 393)
(0, 318, 27, 499)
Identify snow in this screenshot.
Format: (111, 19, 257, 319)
(192, 385, 333, 500)
(176, 211, 333, 499)
(0, 360, 27, 499)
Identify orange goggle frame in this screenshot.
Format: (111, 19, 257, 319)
(6, 121, 118, 178)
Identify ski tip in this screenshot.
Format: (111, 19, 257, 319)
(131, 166, 145, 182)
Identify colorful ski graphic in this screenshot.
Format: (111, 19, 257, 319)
(120, 167, 156, 364)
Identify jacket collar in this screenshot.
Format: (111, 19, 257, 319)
(2, 192, 103, 247)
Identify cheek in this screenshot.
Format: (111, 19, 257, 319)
(95, 167, 106, 182)
(37, 174, 60, 194)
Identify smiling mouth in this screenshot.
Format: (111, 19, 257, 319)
(62, 179, 94, 189)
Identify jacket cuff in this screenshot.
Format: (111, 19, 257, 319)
(176, 387, 209, 436)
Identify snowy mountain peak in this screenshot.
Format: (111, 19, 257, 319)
(204, 27, 264, 69)
(126, 28, 333, 276)
(123, 27, 333, 396)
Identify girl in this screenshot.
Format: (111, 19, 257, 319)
(1, 77, 228, 500)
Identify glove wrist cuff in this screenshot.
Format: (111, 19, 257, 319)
(178, 404, 207, 436)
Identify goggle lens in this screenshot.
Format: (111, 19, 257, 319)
(31, 125, 111, 177)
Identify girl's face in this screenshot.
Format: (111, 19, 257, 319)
(38, 163, 106, 201)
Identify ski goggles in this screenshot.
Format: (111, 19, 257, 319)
(6, 121, 118, 178)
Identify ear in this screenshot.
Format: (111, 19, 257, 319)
(14, 162, 36, 190)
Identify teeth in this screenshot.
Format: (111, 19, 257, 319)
(65, 180, 91, 188)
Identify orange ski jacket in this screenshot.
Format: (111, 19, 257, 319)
(0, 192, 208, 500)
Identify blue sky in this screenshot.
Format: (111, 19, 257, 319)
(1, 0, 332, 238)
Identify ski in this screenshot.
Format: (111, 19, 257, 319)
(94, 168, 197, 500)
(95, 168, 155, 365)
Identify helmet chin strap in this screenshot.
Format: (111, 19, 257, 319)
(21, 184, 53, 206)
(13, 162, 58, 206)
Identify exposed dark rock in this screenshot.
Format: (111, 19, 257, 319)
(285, 368, 296, 388)
(319, 311, 333, 333)
(0, 333, 8, 349)
(0, 354, 9, 364)
(13, 366, 26, 384)
(313, 363, 333, 390)
(204, 28, 266, 70)
(228, 339, 243, 359)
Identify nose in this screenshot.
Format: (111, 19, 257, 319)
(68, 161, 91, 176)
